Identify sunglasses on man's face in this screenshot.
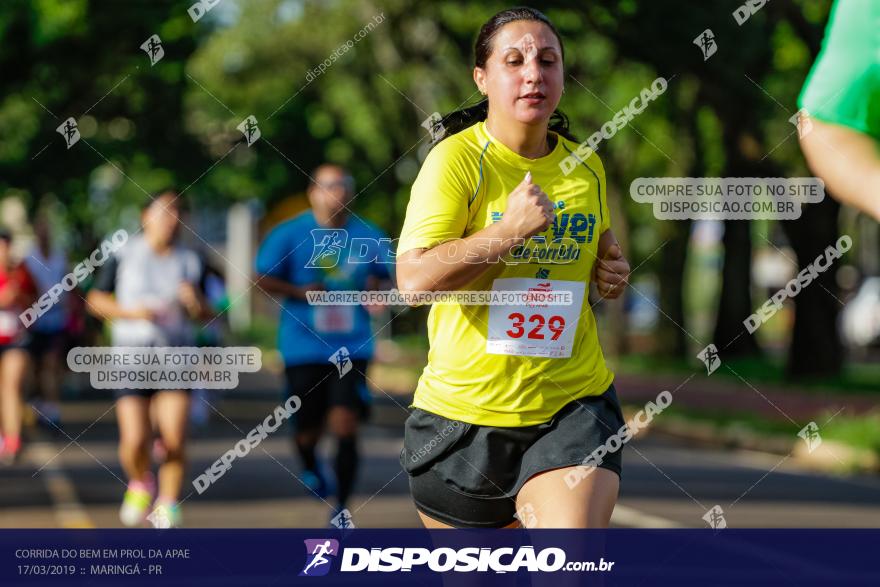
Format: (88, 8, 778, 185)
(316, 178, 354, 192)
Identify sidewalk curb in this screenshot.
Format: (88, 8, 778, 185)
(614, 373, 879, 421)
(647, 415, 880, 475)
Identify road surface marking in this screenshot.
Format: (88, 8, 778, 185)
(611, 504, 683, 528)
(29, 442, 95, 528)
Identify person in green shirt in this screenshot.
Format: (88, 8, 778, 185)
(798, 0, 880, 219)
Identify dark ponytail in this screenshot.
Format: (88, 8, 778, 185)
(428, 6, 578, 149)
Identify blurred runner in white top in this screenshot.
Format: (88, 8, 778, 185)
(88, 192, 210, 528)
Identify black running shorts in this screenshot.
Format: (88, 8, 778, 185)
(400, 384, 625, 528)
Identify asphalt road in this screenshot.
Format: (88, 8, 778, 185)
(1, 394, 878, 529)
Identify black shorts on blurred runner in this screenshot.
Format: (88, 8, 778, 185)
(113, 388, 193, 400)
(26, 330, 66, 359)
(285, 359, 371, 430)
(400, 384, 625, 528)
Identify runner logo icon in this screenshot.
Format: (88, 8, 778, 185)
(300, 539, 340, 577)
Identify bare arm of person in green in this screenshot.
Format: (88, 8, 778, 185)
(798, 0, 880, 219)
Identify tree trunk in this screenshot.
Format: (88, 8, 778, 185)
(712, 121, 762, 357)
(713, 219, 761, 355)
(657, 220, 691, 357)
(655, 89, 701, 358)
(781, 196, 843, 379)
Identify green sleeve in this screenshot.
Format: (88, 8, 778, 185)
(798, 0, 880, 139)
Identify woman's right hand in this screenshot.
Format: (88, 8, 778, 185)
(499, 171, 555, 241)
(127, 306, 157, 321)
(0, 286, 16, 309)
(295, 282, 325, 300)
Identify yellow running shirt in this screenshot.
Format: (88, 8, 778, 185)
(398, 120, 614, 426)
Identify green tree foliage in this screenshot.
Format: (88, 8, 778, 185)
(0, 0, 849, 376)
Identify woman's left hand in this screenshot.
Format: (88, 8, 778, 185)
(593, 243, 630, 299)
(178, 282, 204, 318)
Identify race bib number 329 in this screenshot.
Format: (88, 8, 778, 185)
(486, 278, 585, 358)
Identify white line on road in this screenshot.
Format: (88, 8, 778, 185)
(611, 504, 683, 528)
(28, 442, 95, 528)
(644, 443, 880, 491)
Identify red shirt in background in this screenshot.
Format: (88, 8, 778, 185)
(0, 264, 37, 344)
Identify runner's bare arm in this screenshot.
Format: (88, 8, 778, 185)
(14, 267, 38, 308)
(255, 274, 323, 301)
(397, 172, 553, 297)
(363, 274, 392, 316)
(593, 230, 630, 300)
(178, 282, 213, 321)
(85, 290, 153, 321)
(0, 285, 15, 308)
(396, 221, 522, 295)
(799, 119, 880, 221)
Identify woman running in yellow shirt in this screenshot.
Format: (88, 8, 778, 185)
(397, 7, 631, 528)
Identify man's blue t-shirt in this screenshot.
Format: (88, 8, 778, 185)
(256, 211, 391, 366)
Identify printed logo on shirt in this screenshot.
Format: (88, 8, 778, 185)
(490, 196, 598, 264)
(507, 212, 598, 264)
(550, 213, 597, 244)
(490, 201, 566, 225)
(489, 210, 596, 244)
